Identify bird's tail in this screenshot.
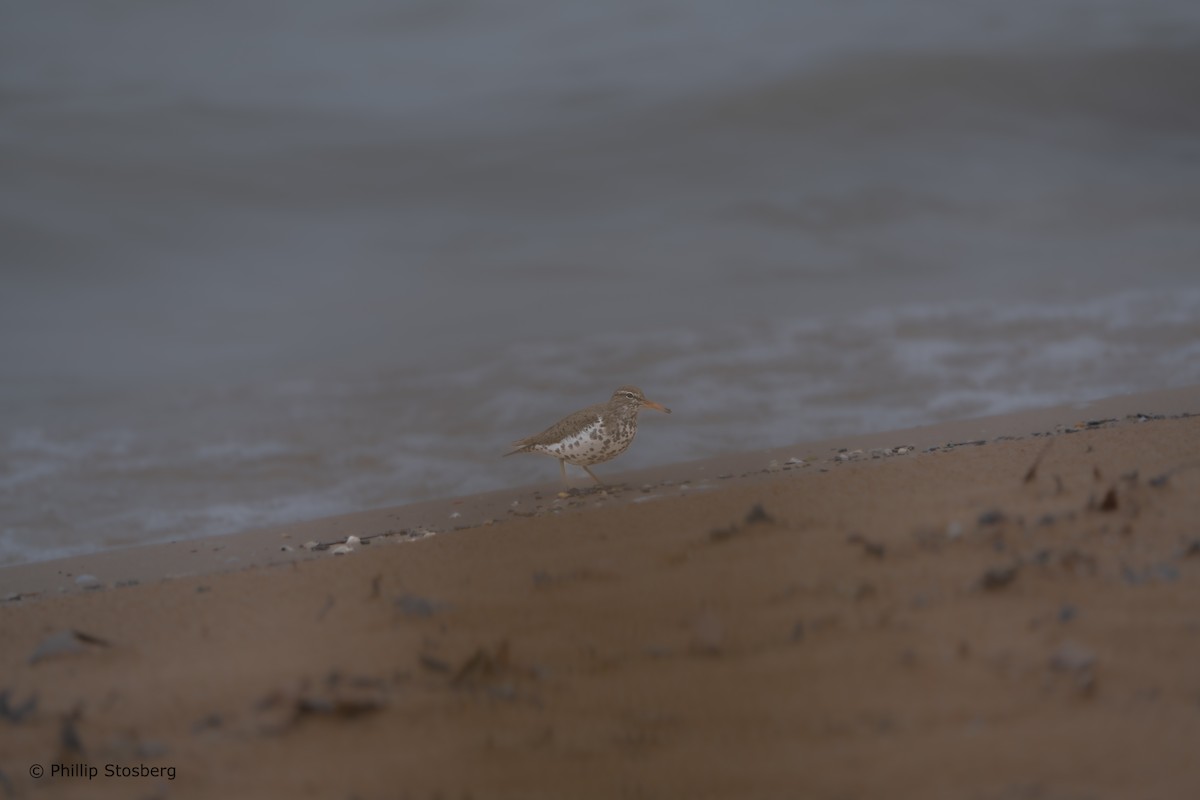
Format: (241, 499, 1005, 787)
(502, 440, 530, 457)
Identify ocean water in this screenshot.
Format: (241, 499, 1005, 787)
(3, 1, 1200, 566)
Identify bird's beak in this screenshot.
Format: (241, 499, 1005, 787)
(641, 399, 672, 414)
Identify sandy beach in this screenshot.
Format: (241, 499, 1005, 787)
(2, 386, 1199, 799)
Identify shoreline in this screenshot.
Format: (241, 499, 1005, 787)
(3, 385, 1197, 599)
(1, 386, 1198, 798)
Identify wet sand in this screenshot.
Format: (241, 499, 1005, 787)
(2, 387, 1199, 799)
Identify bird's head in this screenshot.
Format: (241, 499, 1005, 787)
(612, 385, 671, 414)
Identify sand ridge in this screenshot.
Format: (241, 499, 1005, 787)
(1, 394, 1199, 798)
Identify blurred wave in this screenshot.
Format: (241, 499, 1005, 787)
(3, 1, 1200, 564)
(3, 289, 1198, 566)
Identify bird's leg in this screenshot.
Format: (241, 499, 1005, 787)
(582, 465, 606, 487)
(559, 459, 569, 487)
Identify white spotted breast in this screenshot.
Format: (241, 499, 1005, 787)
(531, 416, 635, 466)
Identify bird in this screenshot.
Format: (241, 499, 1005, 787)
(504, 385, 672, 486)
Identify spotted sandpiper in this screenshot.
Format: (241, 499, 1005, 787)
(504, 385, 672, 486)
